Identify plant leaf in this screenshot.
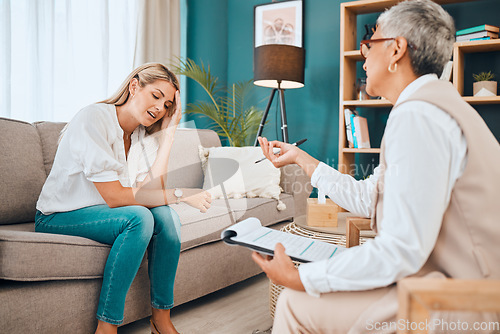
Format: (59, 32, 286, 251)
(174, 58, 264, 147)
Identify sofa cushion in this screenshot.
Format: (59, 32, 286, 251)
(0, 118, 47, 225)
(0, 195, 293, 281)
(199, 146, 285, 211)
(33, 121, 66, 176)
(179, 194, 294, 251)
(0, 224, 112, 281)
(166, 129, 221, 189)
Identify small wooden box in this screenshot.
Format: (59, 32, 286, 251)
(306, 198, 339, 227)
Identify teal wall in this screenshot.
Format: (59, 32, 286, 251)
(185, 0, 500, 174)
(185, 0, 228, 133)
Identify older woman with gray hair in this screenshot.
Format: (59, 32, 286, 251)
(253, 0, 500, 332)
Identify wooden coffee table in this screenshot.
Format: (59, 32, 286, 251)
(293, 213, 376, 239)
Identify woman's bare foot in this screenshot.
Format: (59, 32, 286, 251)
(95, 320, 117, 334)
(151, 308, 180, 334)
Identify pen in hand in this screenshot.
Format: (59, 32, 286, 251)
(255, 138, 308, 164)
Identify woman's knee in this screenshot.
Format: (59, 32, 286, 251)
(151, 206, 181, 244)
(122, 205, 154, 240)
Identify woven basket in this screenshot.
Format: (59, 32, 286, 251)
(269, 222, 370, 318)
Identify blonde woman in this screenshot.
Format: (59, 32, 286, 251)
(35, 63, 211, 334)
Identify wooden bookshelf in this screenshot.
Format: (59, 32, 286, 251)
(343, 148, 381, 154)
(453, 39, 500, 96)
(343, 99, 392, 108)
(339, 0, 496, 176)
(340, 0, 471, 15)
(463, 96, 500, 105)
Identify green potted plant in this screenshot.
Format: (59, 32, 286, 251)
(173, 59, 264, 147)
(473, 71, 497, 96)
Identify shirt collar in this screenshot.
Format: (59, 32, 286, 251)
(111, 103, 141, 140)
(109, 104, 124, 139)
(395, 74, 439, 106)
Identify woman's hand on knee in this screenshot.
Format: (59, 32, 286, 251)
(181, 189, 212, 213)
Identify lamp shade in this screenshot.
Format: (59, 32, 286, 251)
(254, 44, 305, 89)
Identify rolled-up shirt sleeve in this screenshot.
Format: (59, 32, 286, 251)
(311, 162, 379, 218)
(68, 111, 124, 182)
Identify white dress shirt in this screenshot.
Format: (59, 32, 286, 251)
(37, 103, 159, 215)
(299, 74, 468, 297)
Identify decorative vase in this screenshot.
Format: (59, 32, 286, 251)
(473, 81, 497, 96)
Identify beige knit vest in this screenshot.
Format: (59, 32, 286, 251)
(371, 80, 500, 279)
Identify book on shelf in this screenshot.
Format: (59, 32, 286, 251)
(470, 37, 493, 41)
(350, 113, 359, 148)
(456, 24, 499, 36)
(440, 60, 453, 82)
(344, 108, 357, 148)
(221, 217, 346, 263)
(456, 30, 498, 42)
(352, 115, 371, 149)
(349, 113, 371, 149)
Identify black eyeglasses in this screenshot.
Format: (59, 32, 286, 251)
(360, 38, 417, 59)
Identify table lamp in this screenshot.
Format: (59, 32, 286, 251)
(253, 44, 305, 144)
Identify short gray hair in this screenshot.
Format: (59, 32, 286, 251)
(377, 0, 455, 76)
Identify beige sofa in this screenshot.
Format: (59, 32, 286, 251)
(0, 117, 311, 333)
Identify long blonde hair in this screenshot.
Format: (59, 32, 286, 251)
(100, 62, 180, 135)
(59, 63, 180, 143)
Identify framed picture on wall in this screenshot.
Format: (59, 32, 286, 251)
(254, 0, 303, 48)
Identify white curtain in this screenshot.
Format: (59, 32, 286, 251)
(134, 0, 180, 67)
(0, 0, 181, 123)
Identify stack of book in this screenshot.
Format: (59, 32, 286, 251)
(456, 24, 499, 42)
(344, 109, 370, 149)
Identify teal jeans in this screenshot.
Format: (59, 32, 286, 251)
(35, 205, 181, 325)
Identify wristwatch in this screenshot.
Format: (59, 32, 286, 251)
(174, 188, 183, 204)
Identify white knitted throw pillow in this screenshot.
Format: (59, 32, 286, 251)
(199, 146, 285, 211)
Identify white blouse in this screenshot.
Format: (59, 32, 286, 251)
(37, 103, 159, 215)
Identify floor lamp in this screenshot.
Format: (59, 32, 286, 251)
(253, 44, 305, 145)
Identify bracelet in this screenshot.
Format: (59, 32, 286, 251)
(160, 175, 168, 205)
